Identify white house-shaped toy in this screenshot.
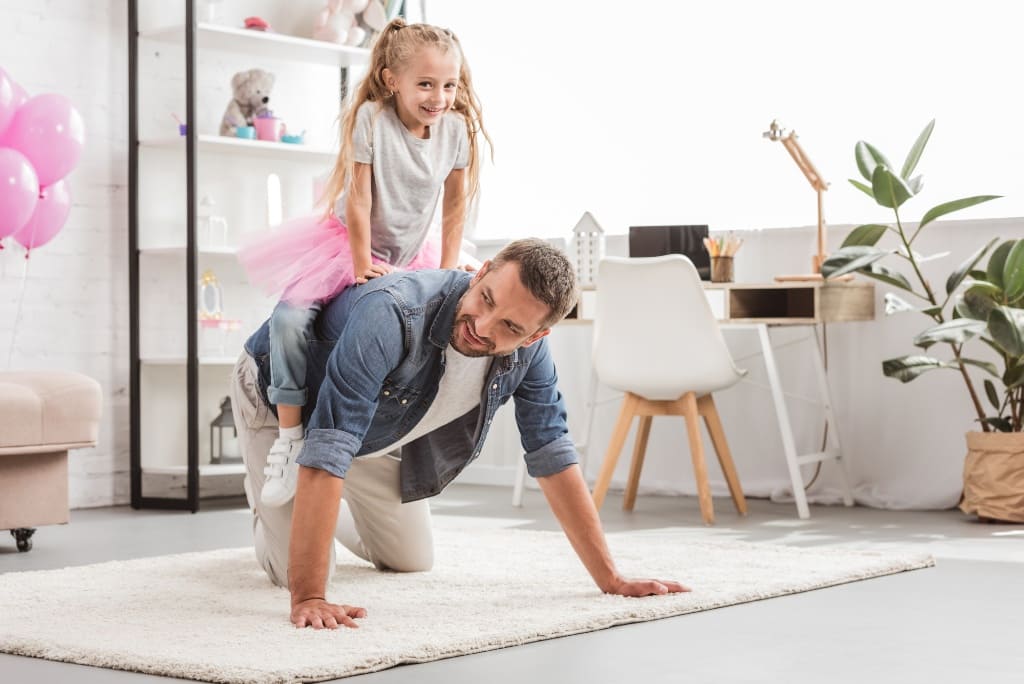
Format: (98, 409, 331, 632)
(571, 211, 605, 287)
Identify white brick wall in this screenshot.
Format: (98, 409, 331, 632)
(0, 1, 130, 508)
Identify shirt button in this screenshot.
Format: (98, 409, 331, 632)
(383, 390, 390, 396)
(401, 399, 408, 405)
(491, 383, 498, 390)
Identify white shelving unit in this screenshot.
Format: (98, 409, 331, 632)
(129, 2, 370, 510)
(142, 22, 369, 68)
(140, 134, 337, 162)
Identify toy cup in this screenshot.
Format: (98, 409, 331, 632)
(254, 117, 285, 142)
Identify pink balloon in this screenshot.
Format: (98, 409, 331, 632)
(13, 179, 71, 251)
(11, 80, 28, 109)
(2, 93, 85, 186)
(0, 68, 17, 138)
(0, 147, 39, 239)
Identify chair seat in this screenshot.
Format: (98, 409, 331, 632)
(0, 371, 102, 454)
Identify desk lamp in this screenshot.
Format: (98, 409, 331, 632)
(764, 120, 829, 281)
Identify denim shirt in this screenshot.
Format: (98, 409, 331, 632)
(244, 269, 578, 502)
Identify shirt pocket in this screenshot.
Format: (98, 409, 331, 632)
(377, 381, 421, 417)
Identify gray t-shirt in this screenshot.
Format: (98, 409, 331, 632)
(335, 101, 470, 267)
(357, 346, 491, 460)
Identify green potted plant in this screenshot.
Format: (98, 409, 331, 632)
(821, 120, 1024, 522)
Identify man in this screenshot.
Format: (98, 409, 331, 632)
(231, 238, 688, 629)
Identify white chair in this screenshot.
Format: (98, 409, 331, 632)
(590, 255, 747, 524)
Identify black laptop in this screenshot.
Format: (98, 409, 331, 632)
(628, 225, 711, 280)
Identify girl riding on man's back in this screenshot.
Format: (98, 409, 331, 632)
(238, 18, 491, 507)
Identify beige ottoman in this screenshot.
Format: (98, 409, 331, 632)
(0, 370, 102, 551)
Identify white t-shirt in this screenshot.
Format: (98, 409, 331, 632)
(335, 101, 470, 267)
(359, 346, 490, 460)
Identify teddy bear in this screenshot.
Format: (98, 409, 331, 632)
(219, 68, 275, 136)
(311, 0, 388, 47)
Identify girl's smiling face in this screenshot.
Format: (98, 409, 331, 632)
(384, 46, 461, 137)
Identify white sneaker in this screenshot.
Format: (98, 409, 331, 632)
(261, 436, 303, 507)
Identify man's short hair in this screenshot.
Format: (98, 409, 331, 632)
(490, 238, 579, 329)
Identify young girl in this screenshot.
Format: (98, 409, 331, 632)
(238, 18, 491, 507)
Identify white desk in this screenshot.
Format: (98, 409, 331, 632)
(513, 280, 875, 519)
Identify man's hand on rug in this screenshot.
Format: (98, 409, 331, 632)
(291, 598, 367, 629)
(605, 577, 691, 597)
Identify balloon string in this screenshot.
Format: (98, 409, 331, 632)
(6, 243, 32, 369)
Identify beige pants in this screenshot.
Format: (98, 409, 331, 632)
(230, 352, 434, 588)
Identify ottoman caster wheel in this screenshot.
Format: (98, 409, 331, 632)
(11, 528, 35, 552)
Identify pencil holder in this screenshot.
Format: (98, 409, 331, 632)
(710, 256, 734, 283)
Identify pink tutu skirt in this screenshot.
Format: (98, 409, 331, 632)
(237, 214, 442, 307)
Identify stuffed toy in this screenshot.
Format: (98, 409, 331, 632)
(219, 68, 275, 136)
(312, 0, 388, 47)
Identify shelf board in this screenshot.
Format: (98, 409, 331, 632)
(143, 463, 246, 476)
(141, 22, 370, 68)
(142, 356, 238, 366)
(140, 134, 336, 161)
(140, 245, 239, 255)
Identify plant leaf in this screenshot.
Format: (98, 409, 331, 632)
(821, 246, 890, 279)
(855, 142, 880, 181)
(961, 358, 999, 377)
(986, 240, 1016, 289)
(1004, 362, 1024, 389)
(861, 142, 894, 175)
(901, 119, 935, 179)
(882, 355, 947, 383)
(908, 175, 924, 195)
(913, 319, 986, 349)
(988, 306, 1024, 356)
(884, 292, 916, 315)
(848, 178, 875, 199)
(984, 379, 1000, 410)
(918, 195, 1002, 233)
(871, 165, 913, 209)
(1002, 238, 1024, 302)
(860, 263, 915, 293)
(946, 237, 1000, 295)
(921, 306, 943, 317)
(956, 284, 1001, 321)
(841, 224, 889, 248)
(983, 417, 1014, 432)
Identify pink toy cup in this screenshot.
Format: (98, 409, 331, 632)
(254, 116, 285, 142)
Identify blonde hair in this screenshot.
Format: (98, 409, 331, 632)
(321, 18, 492, 216)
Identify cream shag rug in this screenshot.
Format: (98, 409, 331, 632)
(0, 527, 933, 683)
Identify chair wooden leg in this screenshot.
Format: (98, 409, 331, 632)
(622, 415, 652, 512)
(592, 393, 639, 510)
(682, 392, 714, 525)
(699, 394, 747, 516)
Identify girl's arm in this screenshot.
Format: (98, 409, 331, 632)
(346, 162, 389, 283)
(440, 168, 467, 269)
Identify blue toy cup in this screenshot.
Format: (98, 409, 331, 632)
(235, 126, 256, 140)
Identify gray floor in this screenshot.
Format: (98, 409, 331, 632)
(2, 486, 1023, 683)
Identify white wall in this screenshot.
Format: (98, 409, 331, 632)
(0, 1, 130, 507)
(428, 0, 1023, 239)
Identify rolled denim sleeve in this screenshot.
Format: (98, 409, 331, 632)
(297, 291, 405, 478)
(513, 338, 579, 478)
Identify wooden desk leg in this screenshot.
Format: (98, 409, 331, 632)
(756, 324, 811, 519)
(811, 326, 855, 507)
